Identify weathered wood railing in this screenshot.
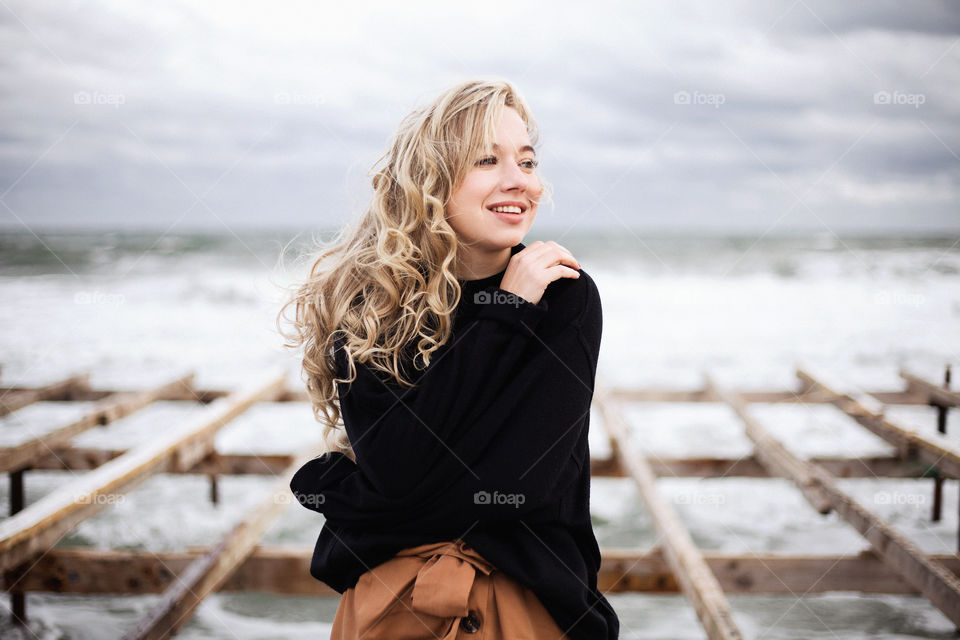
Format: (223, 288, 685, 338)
(0, 364, 955, 638)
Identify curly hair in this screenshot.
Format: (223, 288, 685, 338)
(276, 78, 551, 458)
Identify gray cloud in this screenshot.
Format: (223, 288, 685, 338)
(0, 0, 957, 235)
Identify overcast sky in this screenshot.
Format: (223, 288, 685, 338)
(1, 0, 958, 236)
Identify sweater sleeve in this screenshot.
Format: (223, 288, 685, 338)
(290, 274, 603, 533)
(333, 285, 549, 499)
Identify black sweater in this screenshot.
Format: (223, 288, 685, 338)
(289, 241, 619, 639)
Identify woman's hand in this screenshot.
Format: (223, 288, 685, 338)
(499, 241, 581, 305)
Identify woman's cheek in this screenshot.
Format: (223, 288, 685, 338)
(530, 174, 544, 203)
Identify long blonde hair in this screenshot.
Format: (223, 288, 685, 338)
(277, 78, 550, 458)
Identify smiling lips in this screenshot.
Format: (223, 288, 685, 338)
(488, 202, 527, 224)
(488, 206, 525, 224)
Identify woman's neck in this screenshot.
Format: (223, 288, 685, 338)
(455, 246, 513, 281)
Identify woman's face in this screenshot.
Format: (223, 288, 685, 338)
(445, 106, 542, 250)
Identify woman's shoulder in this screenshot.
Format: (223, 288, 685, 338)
(541, 265, 601, 328)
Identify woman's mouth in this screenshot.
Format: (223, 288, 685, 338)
(488, 204, 525, 224)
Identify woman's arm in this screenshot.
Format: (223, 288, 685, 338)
(290, 273, 602, 532)
(333, 285, 550, 498)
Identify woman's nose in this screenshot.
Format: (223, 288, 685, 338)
(499, 161, 529, 191)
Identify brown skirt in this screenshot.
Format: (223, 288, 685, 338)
(330, 538, 570, 639)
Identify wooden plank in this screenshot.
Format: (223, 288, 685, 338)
(0, 370, 286, 573)
(707, 372, 960, 628)
(606, 387, 928, 405)
(798, 365, 960, 478)
(704, 374, 833, 514)
(10, 384, 927, 406)
(12, 546, 960, 596)
(29, 446, 930, 480)
(9, 545, 332, 596)
(122, 442, 325, 640)
(595, 375, 744, 640)
(796, 363, 888, 415)
(0, 374, 195, 473)
(30, 384, 928, 406)
(900, 368, 960, 408)
(599, 547, 960, 595)
(43, 388, 227, 404)
(29, 449, 294, 475)
(0, 374, 91, 417)
(592, 454, 927, 480)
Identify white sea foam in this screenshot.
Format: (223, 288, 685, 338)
(1, 231, 958, 637)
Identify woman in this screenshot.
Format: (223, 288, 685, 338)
(282, 79, 619, 640)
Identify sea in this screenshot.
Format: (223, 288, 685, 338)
(0, 228, 959, 639)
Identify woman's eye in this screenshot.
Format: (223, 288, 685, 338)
(474, 156, 538, 169)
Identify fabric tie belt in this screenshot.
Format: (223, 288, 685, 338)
(330, 537, 570, 639)
(395, 538, 494, 623)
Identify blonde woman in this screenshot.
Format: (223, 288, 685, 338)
(283, 79, 619, 639)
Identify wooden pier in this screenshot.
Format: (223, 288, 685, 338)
(0, 364, 957, 638)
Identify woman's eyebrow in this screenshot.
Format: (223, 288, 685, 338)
(491, 143, 536, 156)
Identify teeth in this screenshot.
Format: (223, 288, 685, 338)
(491, 205, 522, 214)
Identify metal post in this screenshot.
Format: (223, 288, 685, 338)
(9, 469, 26, 625)
(931, 365, 951, 523)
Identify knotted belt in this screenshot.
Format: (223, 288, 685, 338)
(393, 538, 494, 621)
(335, 536, 568, 639)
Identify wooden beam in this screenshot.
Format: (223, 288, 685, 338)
(29, 447, 930, 480)
(645, 454, 929, 479)
(607, 387, 929, 405)
(0, 374, 91, 417)
(600, 547, 960, 595)
(707, 372, 960, 628)
(0, 374, 195, 473)
(798, 365, 960, 478)
(9, 545, 332, 596)
(14, 384, 928, 406)
(29, 449, 295, 475)
(0, 384, 224, 404)
(122, 442, 326, 640)
(0, 370, 286, 573)
(705, 374, 833, 514)
(900, 368, 960, 408)
(12, 546, 960, 596)
(595, 376, 744, 640)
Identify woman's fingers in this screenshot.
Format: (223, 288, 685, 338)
(526, 240, 580, 270)
(499, 241, 582, 304)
